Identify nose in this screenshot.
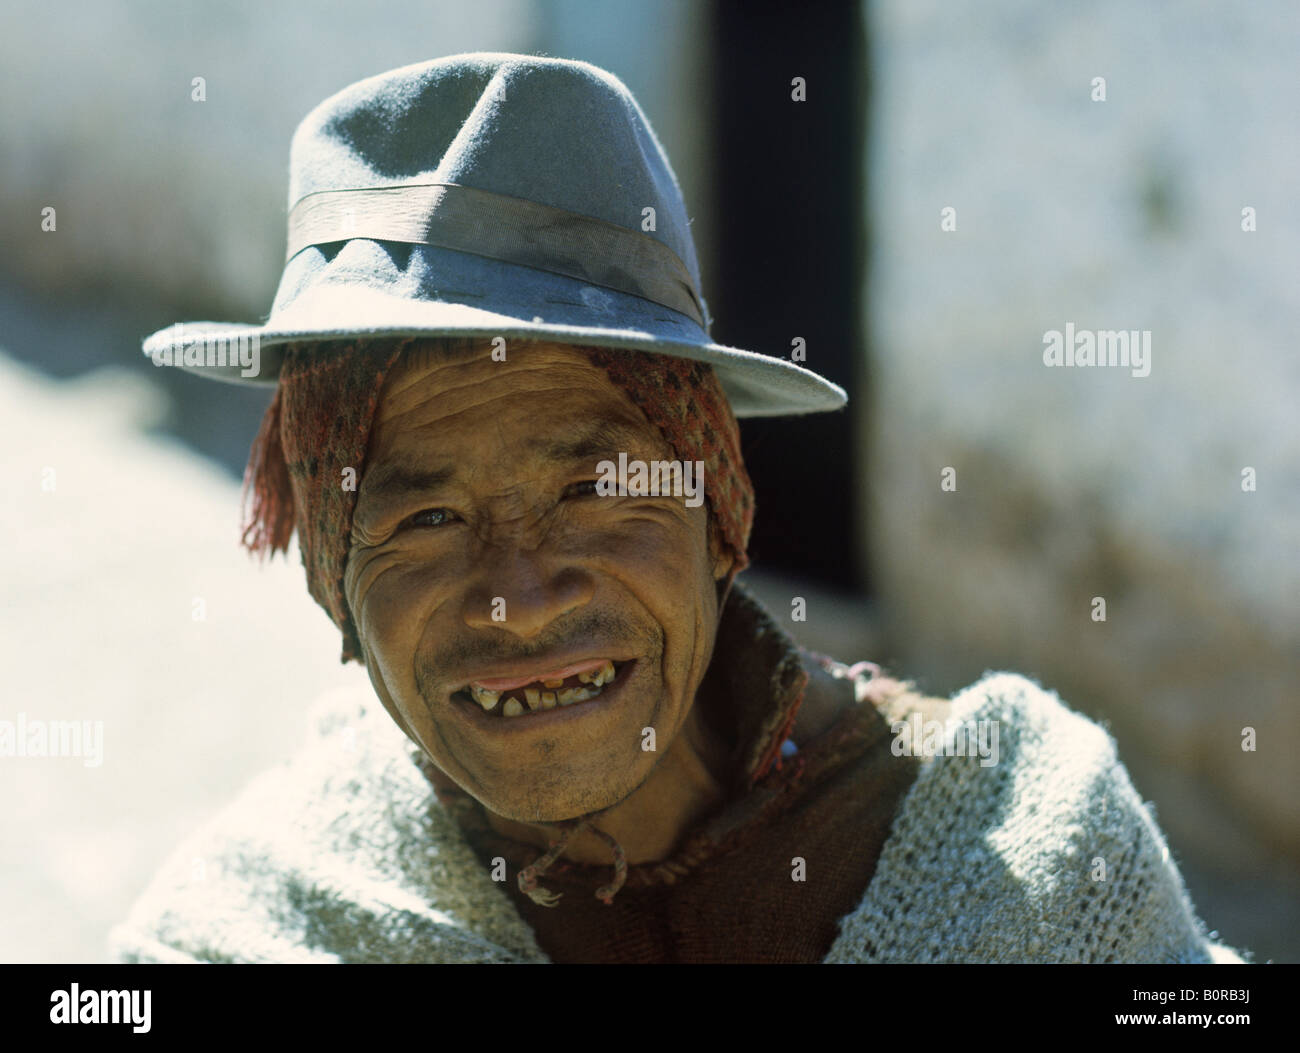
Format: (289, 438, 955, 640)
(461, 545, 594, 638)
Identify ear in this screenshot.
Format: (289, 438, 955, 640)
(708, 514, 734, 584)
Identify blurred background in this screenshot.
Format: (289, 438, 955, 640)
(1, 0, 1295, 962)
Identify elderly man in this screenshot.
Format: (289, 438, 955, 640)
(112, 53, 1244, 964)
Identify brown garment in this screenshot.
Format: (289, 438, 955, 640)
(420, 582, 949, 963)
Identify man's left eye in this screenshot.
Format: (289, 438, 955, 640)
(403, 508, 455, 529)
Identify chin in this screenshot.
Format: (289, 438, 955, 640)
(480, 755, 652, 825)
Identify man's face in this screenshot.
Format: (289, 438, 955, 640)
(344, 340, 733, 824)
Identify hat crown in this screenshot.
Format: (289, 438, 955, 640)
(286, 52, 703, 291)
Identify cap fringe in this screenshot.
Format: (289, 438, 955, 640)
(240, 385, 295, 557)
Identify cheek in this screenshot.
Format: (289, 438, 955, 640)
(349, 553, 448, 687)
(585, 512, 715, 675)
(574, 509, 711, 578)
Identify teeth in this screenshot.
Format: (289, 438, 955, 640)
(558, 685, 604, 706)
(467, 662, 620, 717)
(578, 661, 617, 686)
(470, 686, 500, 712)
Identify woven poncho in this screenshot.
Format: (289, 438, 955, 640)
(109, 662, 1246, 964)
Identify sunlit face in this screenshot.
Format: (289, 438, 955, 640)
(343, 340, 733, 823)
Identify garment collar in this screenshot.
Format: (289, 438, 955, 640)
(698, 578, 809, 789)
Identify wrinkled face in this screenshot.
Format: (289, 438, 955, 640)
(344, 341, 733, 823)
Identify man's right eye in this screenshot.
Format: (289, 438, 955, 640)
(565, 479, 601, 499)
(402, 508, 456, 529)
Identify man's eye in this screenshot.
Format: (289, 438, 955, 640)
(565, 480, 600, 498)
(403, 508, 456, 529)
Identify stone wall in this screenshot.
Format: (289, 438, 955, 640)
(864, 0, 1299, 956)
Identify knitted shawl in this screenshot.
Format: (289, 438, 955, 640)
(109, 672, 1246, 964)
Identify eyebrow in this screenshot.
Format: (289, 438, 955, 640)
(536, 419, 653, 465)
(361, 418, 654, 503)
(360, 463, 457, 502)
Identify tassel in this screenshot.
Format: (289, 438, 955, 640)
(586, 822, 628, 905)
(240, 385, 295, 557)
(517, 818, 588, 908)
(514, 817, 631, 907)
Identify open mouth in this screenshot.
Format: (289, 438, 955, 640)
(452, 659, 630, 719)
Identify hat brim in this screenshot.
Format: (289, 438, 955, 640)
(141, 285, 846, 419)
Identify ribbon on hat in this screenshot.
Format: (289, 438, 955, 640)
(285, 181, 707, 328)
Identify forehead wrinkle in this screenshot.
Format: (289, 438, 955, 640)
(380, 345, 620, 419)
(362, 412, 661, 511)
(365, 350, 679, 507)
(361, 410, 650, 509)
(376, 383, 666, 468)
(375, 371, 616, 435)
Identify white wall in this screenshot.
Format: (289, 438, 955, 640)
(864, 0, 1299, 923)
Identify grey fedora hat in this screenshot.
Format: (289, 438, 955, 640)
(142, 51, 846, 418)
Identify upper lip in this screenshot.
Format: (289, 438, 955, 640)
(450, 650, 630, 694)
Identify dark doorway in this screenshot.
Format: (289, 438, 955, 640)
(708, 0, 868, 592)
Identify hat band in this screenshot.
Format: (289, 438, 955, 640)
(285, 181, 706, 328)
